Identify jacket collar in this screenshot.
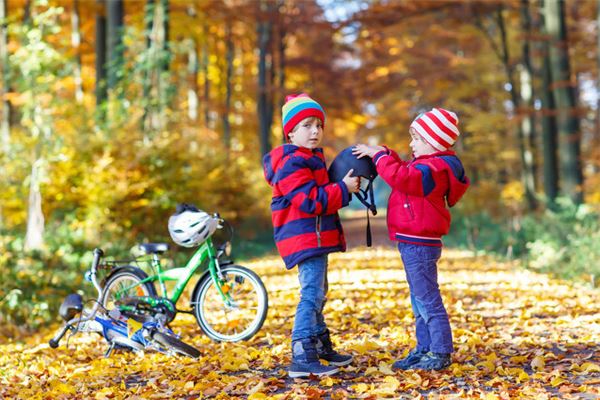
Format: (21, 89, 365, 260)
(413, 150, 456, 161)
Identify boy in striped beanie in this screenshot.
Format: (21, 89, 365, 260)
(263, 93, 360, 378)
(353, 107, 470, 371)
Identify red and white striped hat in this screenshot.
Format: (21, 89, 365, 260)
(410, 108, 460, 151)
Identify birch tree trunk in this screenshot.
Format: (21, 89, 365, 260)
(497, 7, 537, 210)
(186, 5, 198, 121)
(24, 159, 44, 251)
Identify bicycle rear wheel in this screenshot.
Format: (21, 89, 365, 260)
(101, 267, 156, 310)
(193, 265, 268, 342)
(152, 331, 200, 358)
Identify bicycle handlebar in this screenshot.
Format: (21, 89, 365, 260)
(49, 248, 105, 349)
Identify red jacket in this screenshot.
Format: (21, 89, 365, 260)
(373, 148, 470, 246)
(263, 145, 349, 268)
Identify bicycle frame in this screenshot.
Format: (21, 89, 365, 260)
(115, 237, 234, 311)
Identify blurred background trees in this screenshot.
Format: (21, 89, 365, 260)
(1, 0, 599, 330)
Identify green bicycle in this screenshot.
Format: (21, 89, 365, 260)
(100, 204, 268, 342)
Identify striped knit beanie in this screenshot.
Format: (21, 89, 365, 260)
(282, 93, 325, 139)
(410, 108, 460, 151)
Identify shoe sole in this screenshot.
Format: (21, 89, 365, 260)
(288, 367, 339, 378)
(326, 358, 353, 367)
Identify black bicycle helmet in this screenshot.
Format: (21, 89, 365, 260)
(328, 146, 378, 247)
(328, 146, 378, 215)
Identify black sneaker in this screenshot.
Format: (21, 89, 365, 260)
(289, 337, 340, 378)
(392, 349, 429, 370)
(316, 329, 353, 367)
(411, 352, 452, 371)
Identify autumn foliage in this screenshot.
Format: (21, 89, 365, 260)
(1, 248, 598, 398)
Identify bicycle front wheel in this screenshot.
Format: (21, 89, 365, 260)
(152, 331, 200, 358)
(193, 265, 268, 342)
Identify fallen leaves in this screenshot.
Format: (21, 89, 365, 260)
(0, 248, 599, 399)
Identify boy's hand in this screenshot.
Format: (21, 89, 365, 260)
(352, 144, 386, 159)
(342, 169, 361, 193)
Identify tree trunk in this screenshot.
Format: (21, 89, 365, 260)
(72, 0, 83, 103)
(202, 22, 210, 128)
(106, 0, 124, 92)
(157, 0, 169, 128)
(537, 1, 559, 205)
(277, 1, 286, 134)
(0, 0, 10, 152)
(223, 21, 233, 150)
(186, 6, 198, 121)
(497, 7, 537, 210)
(597, 0, 600, 145)
(519, 0, 538, 209)
(95, 0, 107, 107)
(544, 0, 583, 204)
(141, 0, 154, 131)
(257, 0, 275, 156)
(24, 159, 44, 251)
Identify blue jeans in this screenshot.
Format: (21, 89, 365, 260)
(291, 255, 328, 341)
(398, 242, 453, 354)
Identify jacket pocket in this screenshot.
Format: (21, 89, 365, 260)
(403, 194, 415, 221)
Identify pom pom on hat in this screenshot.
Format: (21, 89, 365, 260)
(281, 93, 325, 139)
(410, 108, 460, 151)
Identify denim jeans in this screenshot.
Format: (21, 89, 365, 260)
(398, 242, 453, 354)
(291, 255, 329, 341)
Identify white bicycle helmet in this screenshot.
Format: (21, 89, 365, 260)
(168, 204, 220, 248)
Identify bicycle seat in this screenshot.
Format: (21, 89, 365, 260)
(139, 243, 169, 254)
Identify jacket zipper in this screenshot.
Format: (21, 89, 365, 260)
(316, 216, 322, 247)
(405, 194, 415, 219)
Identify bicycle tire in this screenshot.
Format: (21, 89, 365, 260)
(100, 267, 157, 311)
(192, 265, 268, 342)
(152, 331, 200, 358)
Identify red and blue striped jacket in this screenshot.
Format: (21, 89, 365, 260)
(263, 145, 349, 269)
(374, 147, 470, 247)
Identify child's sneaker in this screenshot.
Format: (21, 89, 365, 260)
(289, 337, 339, 378)
(316, 329, 353, 367)
(411, 352, 452, 371)
(392, 348, 429, 370)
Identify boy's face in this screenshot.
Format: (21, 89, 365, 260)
(288, 117, 323, 149)
(409, 127, 438, 157)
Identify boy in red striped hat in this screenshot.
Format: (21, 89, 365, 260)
(353, 107, 470, 371)
(263, 93, 360, 378)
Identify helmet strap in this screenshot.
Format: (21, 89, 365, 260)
(354, 179, 377, 247)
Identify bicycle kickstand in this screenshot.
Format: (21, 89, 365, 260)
(104, 342, 115, 358)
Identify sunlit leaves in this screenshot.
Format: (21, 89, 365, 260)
(1, 248, 599, 398)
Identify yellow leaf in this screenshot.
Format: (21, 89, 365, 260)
(378, 362, 395, 375)
(248, 393, 268, 400)
(531, 356, 545, 371)
(381, 375, 400, 391)
(351, 383, 369, 394)
(184, 381, 195, 390)
(509, 355, 528, 364)
(550, 375, 566, 387)
(320, 376, 336, 387)
(53, 383, 77, 394)
(476, 360, 496, 372)
(581, 362, 600, 373)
